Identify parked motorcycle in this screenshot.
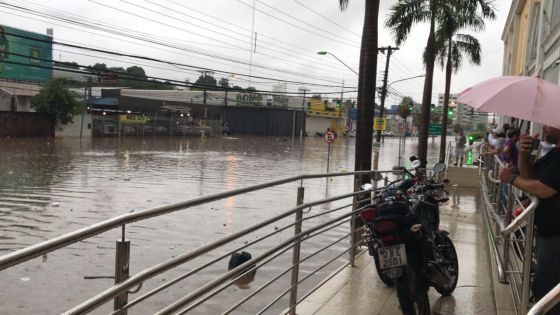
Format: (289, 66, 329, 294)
(359, 160, 459, 315)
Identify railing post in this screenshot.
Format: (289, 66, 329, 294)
(500, 184, 513, 284)
(521, 211, 536, 313)
(114, 225, 130, 315)
(289, 186, 304, 315)
(350, 177, 360, 268)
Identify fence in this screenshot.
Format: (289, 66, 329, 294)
(479, 153, 542, 314)
(0, 170, 401, 314)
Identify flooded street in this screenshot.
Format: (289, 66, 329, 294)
(0, 135, 442, 314)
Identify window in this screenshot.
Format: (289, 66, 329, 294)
(551, 1, 560, 28)
(528, 4, 541, 62)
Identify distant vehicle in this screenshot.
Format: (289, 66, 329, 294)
(123, 125, 136, 136)
(156, 126, 168, 135)
(142, 125, 154, 135)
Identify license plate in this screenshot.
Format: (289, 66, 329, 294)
(378, 244, 407, 269)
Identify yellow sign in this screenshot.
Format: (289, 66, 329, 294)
(373, 118, 386, 131)
(119, 115, 147, 124)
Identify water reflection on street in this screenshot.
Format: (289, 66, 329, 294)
(0, 135, 442, 314)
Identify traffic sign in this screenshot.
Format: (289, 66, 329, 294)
(372, 141, 381, 152)
(324, 130, 337, 143)
(373, 118, 386, 131)
(428, 123, 442, 135)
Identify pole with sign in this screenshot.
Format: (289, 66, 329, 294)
(324, 129, 337, 173)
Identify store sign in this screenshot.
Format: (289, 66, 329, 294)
(236, 93, 263, 105)
(119, 115, 147, 124)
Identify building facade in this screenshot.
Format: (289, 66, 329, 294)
(438, 93, 488, 131)
(502, 0, 560, 134)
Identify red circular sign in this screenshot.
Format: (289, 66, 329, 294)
(324, 130, 336, 144)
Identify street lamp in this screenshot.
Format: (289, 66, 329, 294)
(317, 51, 359, 76)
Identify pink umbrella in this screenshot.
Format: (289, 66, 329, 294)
(457, 76, 560, 129)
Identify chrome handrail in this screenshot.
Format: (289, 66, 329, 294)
(501, 198, 539, 236)
(528, 283, 560, 315)
(0, 170, 375, 271)
(1, 169, 401, 314)
(63, 190, 365, 314)
(479, 153, 539, 314)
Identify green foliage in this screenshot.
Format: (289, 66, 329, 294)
(92, 63, 108, 71)
(245, 86, 257, 92)
(193, 74, 218, 90)
(219, 77, 230, 89)
(31, 78, 82, 127)
(232, 85, 243, 90)
(311, 94, 322, 99)
(397, 96, 414, 120)
(54, 61, 79, 69)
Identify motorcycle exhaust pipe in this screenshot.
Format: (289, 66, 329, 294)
(422, 261, 451, 287)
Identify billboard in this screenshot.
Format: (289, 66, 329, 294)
(0, 25, 53, 82)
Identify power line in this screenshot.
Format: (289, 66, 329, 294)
(164, 0, 359, 69)
(5, 31, 358, 91)
(234, 0, 360, 48)
(136, 0, 359, 76)
(0, 2, 357, 86)
(292, 0, 361, 38)
(253, 0, 358, 44)
(2, 53, 356, 96)
(0, 9, 359, 91)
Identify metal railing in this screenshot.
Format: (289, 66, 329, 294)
(0, 169, 400, 314)
(479, 153, 539, 314)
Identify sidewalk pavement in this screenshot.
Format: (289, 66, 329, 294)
(296, 187, 506, 315)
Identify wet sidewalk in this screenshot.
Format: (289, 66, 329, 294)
(296, 187, 504, 315)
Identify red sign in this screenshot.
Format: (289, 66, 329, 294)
(324, 130, 337, 144)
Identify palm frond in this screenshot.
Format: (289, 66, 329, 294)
(385, 0, 431, 46)
(452, 33, 481, 72)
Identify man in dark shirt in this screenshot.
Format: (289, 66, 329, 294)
(500, 125, 560, 314)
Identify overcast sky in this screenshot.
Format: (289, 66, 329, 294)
(0, 0, 511, 105)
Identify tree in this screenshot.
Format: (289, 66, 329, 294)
(339, 0, 380, 185)
(311, 94, 322, 99)
(126, 66, 147, 79)
(397, 96, 414, 120)
(436, 1, 494, 162)
(219, 77, 230, 89)
(54, 61, 79, 69)
(193, 74, 218, 90)
(31, 78, 82, 128)
(91, 63, 108, 71)
(386, 0, 494, 167)
(245, 86, 257, 92)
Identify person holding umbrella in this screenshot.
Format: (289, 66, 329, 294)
(459, 76, 560, 311)
(499, 126, 560, 313)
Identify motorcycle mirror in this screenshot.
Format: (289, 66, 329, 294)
(411, 160, 421, 169)
(371, 172, 384, 182)
(361, 183, 373, 190)
(433, 162, 446, 174)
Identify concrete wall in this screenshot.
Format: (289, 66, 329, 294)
(306, 115, 346, 135)
(225, 106, 305, 137)
(0, 111, 54, 137)
(55, 112, 93, 137)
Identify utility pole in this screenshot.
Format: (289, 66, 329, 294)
(301, 88, 308, 139)
(373, 46, 399, 172)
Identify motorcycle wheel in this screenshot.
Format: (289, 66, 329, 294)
(433, 233, 459, 296)
(373, 250, 394, 287)
(396, 268, 430, 315)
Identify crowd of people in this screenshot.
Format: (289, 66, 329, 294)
(489, 122, 560, 314)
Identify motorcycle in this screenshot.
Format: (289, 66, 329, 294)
(359, 160, 459, 315)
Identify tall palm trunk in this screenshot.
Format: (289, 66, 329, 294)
(418, 0, 437, 167)
(439, 39, 453, 162)
(354, 0, 379, 183)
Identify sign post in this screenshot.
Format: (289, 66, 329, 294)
(323, 129, 337, 173)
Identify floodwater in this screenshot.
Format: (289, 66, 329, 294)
(0, 135, 443, 314)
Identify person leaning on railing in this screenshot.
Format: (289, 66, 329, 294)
(499, 125, 560, 314)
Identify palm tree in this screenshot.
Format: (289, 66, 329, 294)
(437, 2, 494, 162)
(386, 0, 494, 167)
(339, 0, 380, 185)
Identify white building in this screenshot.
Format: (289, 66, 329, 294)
(438, 93, 488, 131)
